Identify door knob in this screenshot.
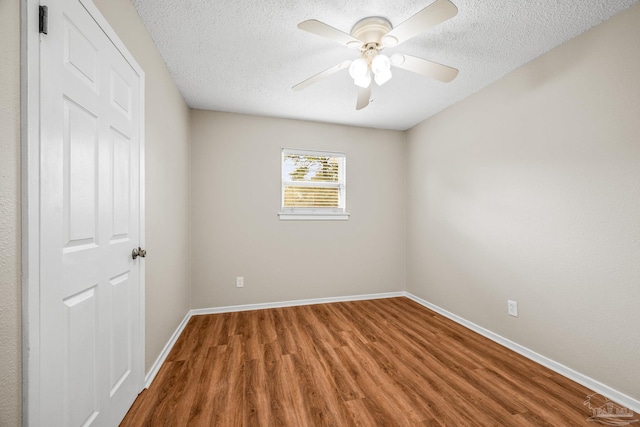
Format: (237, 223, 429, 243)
(132, 247, 147, 260)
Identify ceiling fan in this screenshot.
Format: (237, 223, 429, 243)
(292, 0, 460, 110)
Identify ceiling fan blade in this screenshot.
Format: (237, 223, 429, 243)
(298, 20, 362, 48)
(382, 0, 458, 47)
(392, 54, 458, 83)
(292, 60, 352, 91)
(356, 85, 371, 110)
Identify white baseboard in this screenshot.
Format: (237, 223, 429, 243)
(144, 311, 192, 388)
(404, 292, 640, 413)
(189, 291, 405, 316)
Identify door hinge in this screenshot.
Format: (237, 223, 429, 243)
(39, 5, 48, 34)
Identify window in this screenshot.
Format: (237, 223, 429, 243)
(279, 148, 348, 220)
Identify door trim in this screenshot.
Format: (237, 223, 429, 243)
(21, 0, 146, 424)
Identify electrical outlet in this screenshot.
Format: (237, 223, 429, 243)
(236, 277, 244, 288)
(508, 300, 518, 317)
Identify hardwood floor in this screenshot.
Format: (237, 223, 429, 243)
(120, 297, 601, 426)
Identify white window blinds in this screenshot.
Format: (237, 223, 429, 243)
(280, 149, 348, 220)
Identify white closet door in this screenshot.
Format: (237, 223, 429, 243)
(39, 0, 144, 425)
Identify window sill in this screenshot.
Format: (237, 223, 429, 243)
(278, 212, 350, 221)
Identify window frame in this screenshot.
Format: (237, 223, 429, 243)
(278, 148, 349, 221)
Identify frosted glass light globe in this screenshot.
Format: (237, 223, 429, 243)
(354, 71, 372, 88)
(348, 58, 368, 79)
(371, 54, 391, 75)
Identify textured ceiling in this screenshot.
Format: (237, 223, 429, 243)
(132, 0, 637, 130)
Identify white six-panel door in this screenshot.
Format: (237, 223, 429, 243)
(38, 0, 144, 425)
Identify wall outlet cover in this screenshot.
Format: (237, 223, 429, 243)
(508, 300, 518, 317)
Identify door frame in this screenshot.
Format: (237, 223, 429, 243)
(21, 0, 146, 424)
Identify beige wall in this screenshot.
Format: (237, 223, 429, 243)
(406, 2, 640, 401)
(190, 111, 405, 308)
(92, 0, 192, 371)
(0, 0, 21, 424)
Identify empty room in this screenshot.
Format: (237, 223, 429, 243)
(2, 0, 639, 425)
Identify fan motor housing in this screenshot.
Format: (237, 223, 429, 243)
(350, 17, 393, 46)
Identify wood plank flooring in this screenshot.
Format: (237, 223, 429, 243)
(120, 297, 602, 426)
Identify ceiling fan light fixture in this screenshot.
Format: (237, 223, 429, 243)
(371, 54, 391, 74)
(294, 1, 460, 110)
(348, 58, 368, 79)
(354, 70, 372, 88)
(371, 54, 392, 86)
